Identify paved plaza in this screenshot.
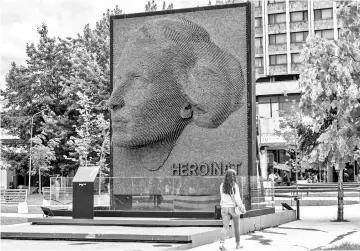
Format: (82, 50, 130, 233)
(1, 203, 360, 251)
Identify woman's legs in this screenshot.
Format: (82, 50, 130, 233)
(220, 207, 231, 248)
(229, 208, 241, 248)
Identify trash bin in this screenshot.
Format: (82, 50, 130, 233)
(72, 166, 100, 219)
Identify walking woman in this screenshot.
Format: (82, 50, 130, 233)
(219, 169, 245, 250)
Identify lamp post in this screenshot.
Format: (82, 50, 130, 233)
(28, 109, 47, 194)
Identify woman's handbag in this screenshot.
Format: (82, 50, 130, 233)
(231, 194, 246, 215)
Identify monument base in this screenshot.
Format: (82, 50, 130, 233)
(1, 210, 296, 250)
(45, 207, 274, 219)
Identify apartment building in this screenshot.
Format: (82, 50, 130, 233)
(253, 0, 340, 174)
(216, 0, 348, 180)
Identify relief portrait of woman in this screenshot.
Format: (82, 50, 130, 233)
(109, 17, 245, 172)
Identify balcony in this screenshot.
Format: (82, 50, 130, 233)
(256, 80, 300, 96)
(314, 1, 333, 9)
(255, 26, 263, 36)
(290, 21, 309, 32)
(268, 23, 286, 34)
(267, 2, 286, 14)
(289, 0, 308, 12)
(314, 19, 334, 30)
(290, 42, 304, 52)
(255, 6, 262, 17)
(268, 65, 287, 75)
(268, 44, 287, 54)
(255, 46, 264, 55)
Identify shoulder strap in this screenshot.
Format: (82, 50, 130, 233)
(230, 193, 238, 207)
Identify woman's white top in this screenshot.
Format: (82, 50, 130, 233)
(220, 183, 243, 208)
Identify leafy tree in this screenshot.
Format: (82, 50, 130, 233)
(1, 6, 122, 178)
(145, 0, 173, 11)
(299, 1, 360, 221)
(66, 92, 110, 175)
(274, 102, 302, 182)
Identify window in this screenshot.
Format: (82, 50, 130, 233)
(269, 33, 286, 44)
(291, 53, 301, 64)
(269, 54, 287, 65)
(255, 17, 262, 27)
(269, 13, 286, 24)
(290, 31, 309, 42)
(315, 29, 334, 39)
(314, 8, 333, 20)
(255, 37, 263, 47)
(255, 57, 263, 68)
(257, 96, 280, 118)
(290, 11, 308, 22)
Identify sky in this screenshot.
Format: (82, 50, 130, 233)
(0, 0, 208, 90)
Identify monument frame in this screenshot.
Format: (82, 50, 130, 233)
(109, 2, 256, 212)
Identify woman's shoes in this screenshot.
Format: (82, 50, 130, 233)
(219, 241, 226, 250)
(236, 243, 243, 249)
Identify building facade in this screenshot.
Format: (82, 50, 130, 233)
(253, 0, 339, 177)
(217, 0, 358, 182)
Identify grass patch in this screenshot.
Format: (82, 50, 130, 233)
(1, 217, 29, 226)
(322, 242, 360, 250)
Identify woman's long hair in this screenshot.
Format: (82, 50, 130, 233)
(222, 169, 237, 194)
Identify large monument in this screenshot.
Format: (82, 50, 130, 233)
(109, 3, 256, 212)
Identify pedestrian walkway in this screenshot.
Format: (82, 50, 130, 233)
(1, 204, 359, 251)
(189, 204, 360, 251)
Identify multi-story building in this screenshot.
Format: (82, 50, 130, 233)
(253, 0, 340, 179)
(216, 0, 357, 182)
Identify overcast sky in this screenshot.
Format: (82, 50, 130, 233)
(0, 0, 208, 90)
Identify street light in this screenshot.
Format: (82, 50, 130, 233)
(28, 109, 47, 194)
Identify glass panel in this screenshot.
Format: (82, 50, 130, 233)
(277, 54, 287, 64)
(255, 58, 263, 68)
(292, 53, 300, 63)
(290, 12, 303, 22)
(276, 13, 286, 23)
(271, 102, 279, 117)
(269, 15, 275, 24)
(276, 34, 286, 44)
(322, 9, 333, 19)
(269, 55, 275, 65)
(323, 30, 334, 39)
(269, 35, 276, 44)
(314, 9, 321, 20)
(47, 176, 275, 212)
(255, 17, 262, 27)
(255, 37, 263, 47)
(258, 103, 271, 118)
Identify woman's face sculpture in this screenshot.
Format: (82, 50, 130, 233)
(109, 17, 245, 152)
(110, 41, 189, 148)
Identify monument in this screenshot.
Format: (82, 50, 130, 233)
(109, 3, 256, 213)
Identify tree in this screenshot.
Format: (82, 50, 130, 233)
(274, 101, 302, 183)
(299, 1, 360, 221)
(1, 6, 122, 177)
(66, 92, 110, 174)
(145, 1, 173, 11)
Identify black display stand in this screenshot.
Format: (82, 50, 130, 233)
(72, 166, 100, 219)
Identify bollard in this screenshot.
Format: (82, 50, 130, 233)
(294, 197, 300, 220)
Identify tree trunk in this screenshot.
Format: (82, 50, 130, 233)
(337, 168, 344, 221)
